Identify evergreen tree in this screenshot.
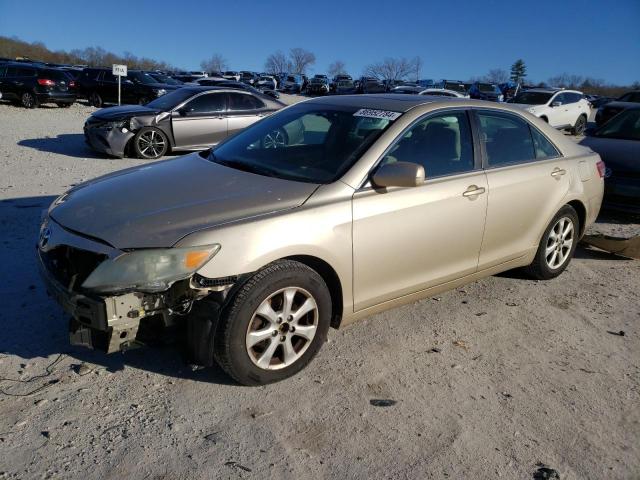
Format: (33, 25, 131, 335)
(510, 59, 527, 83)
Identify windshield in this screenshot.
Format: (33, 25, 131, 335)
(595, 109, 640, 140)
(618, 92, 640, 103)
(128, 71, 157, 85)
(209, 104, 398, 183)
(511, 91, 553, 105)
(478, 83, 497, 93)
(443, 82, 466, 93)
(145, 88, 196, 110)
(151, 74, 182, 85)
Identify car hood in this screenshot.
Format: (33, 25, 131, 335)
(92, 105, 163, 120)
(50, 152, 319, 249)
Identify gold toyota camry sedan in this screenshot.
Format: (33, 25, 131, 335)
(38, 95, 605, 385)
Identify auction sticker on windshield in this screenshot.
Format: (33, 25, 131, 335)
(353, 109, 402, 121)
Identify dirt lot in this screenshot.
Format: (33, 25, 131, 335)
(0, 99, 638, 480)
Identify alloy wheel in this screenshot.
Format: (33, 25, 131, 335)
(245, 287, 318, 370)
(22, 93, 35, 108)
(137, 130, 166, 159)
(545, 217, 574, 269)
(574, 116, 586, 135)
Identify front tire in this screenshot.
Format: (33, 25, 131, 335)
(213, 260, 332, 385)
(21, 92, 38, 108)
(524, 205, 579, 280)
(133, 127, 169, 159)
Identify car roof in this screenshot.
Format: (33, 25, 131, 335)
(303, 94, 446, 112)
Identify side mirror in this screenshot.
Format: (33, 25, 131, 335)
(551, 101, 562, 107)
(372, 161, 425, 188)
(175, 108, 188, 117)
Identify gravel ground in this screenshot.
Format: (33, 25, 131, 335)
(0, 99, 638, 480)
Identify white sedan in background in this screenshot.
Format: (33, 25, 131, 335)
(419, 88, 468, 98)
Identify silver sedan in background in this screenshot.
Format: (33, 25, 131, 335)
(83, 86, 285, 159)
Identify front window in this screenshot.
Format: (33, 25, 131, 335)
(210, 104, 398, 183)
(511, 91, 553, 105)
(145, 89, 198, 110)
(595, 109, 640, 140)
(151, 74, 182, 85)
(478, 83, 497, 93)
(380, 112, 474, 178)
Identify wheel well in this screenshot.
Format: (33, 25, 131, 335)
(285, 255, 343, 329)
(567, 200, 586, 236)
(540, 116, 548, 122)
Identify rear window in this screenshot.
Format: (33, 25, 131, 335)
(477, 111, 536, 166)
(228, 92, 265, 111)
(511, 91, 553, 105)
(39, 69, 71, 81)
(17, 67, 36, 76)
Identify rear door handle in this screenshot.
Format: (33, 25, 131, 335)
(462, 185, 486, 197)
(551, 168, 567, 177)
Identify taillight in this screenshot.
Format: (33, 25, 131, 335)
(596, 160, 606, 178)
(69, 80, 76, 87)
(37, 79, 55, 86)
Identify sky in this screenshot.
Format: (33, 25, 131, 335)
(1, 0, 639, 84)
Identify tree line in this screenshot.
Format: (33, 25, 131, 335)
(2, 36, 637, 97)
(0, 35, 174, 71)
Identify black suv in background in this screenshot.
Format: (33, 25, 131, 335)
(77, 68, 180, 107)
(0, 62, 76, 108)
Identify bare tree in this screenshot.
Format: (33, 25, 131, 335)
(289, 48, 316, 74)
(364, 57, 415, 81)
(264, 50, 290, 74)
(484, 69, 509, 84)
(200, 53, 228, 73)
(328, 60, 346, 77)
(548, 73, 585, 89)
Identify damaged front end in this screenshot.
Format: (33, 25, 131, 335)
(38, 216, 231, 353)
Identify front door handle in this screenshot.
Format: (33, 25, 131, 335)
(462, 185, 486, 197)
(551, 168, 567, 177)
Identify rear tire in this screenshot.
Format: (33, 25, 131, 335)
(21, 92, 38, 108)
(572, 114, 587, 136)
(88, 92, 103, 108)
(212, 260, 332, 386)
(524, 205, 579, 280)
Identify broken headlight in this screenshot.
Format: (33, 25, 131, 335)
(106, 119, 130, 132)
(82, 244, 221, 293)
